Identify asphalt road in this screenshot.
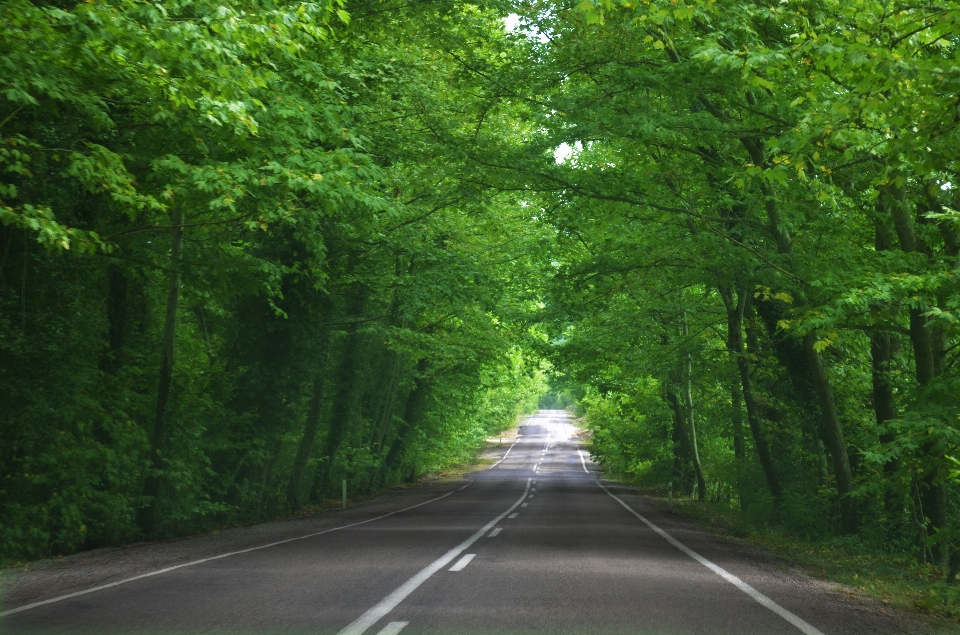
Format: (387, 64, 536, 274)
(1, 410, 923, 635)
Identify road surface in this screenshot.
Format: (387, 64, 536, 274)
(1, 410, 920, 634)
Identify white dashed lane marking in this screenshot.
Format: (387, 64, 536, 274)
(487, 528, 502, 537)
(449, 554, 476, 572)
(336, 479, 531, 635)
(508, 513, 519, 519)
(375, 622, 408, 635)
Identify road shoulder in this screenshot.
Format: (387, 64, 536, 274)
(0, 478, 468, 613)
(600, 480, 955, 635)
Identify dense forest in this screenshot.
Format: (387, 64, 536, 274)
(0, 0, 547, 562)
(515, 0, 960, 580)
(3, 0, 960, 589)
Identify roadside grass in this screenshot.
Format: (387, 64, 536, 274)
(636, 487, 960, 625)
(423, 456, 497, 482)
(297, 467, 479, 516)
(412, 430, 518, 484)
(297, 447, 502, 516)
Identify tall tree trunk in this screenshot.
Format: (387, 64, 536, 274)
(101, 264, 128, 375)
(743, 134, 854, 518)
(719, 285, 783, 505)
(872, 216, 903, 533)
(730, 381, 745, 460)
(888, 184, 947, 565)
(803, 332, 858, 534)
(908, 309, 936, 387)
(815, 437, 830, 490)
(890, 186, 936, 386)
(729, 376, 749, 511)
(378, 358, 429, 486)
(869, 210, 906, 539)
(752, 298, 833, 467)
(309, 285, 368, 502)
(257, 436, 285, 518)
(682, 311, 706, 501)
(871, 331, 897, 440)
(740, 137, 794, 258)
(287, 375, 326, 509)
(373, 351, 405, 456)
(664, 389, 693, 495)
(871, 214, 898, 437)
(138, 210, 185, 534)
(286, 302, 333, 509)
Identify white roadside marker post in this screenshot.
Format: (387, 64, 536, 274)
(343, 479, 347, 510)
(668, 481, 673, 511)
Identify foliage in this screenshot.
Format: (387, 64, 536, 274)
(489, 0, 960, 583)
(0, 0, 544, 563)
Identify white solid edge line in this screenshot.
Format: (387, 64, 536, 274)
(448, 553, 476, 572)
(337, 478, 532, 635)
(577, 447, 590, 473)
(489, 436, 522, 469)
(596, 481, 825, 635)
(0, 485, 469, 618)
(375, 621, 409, 635)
